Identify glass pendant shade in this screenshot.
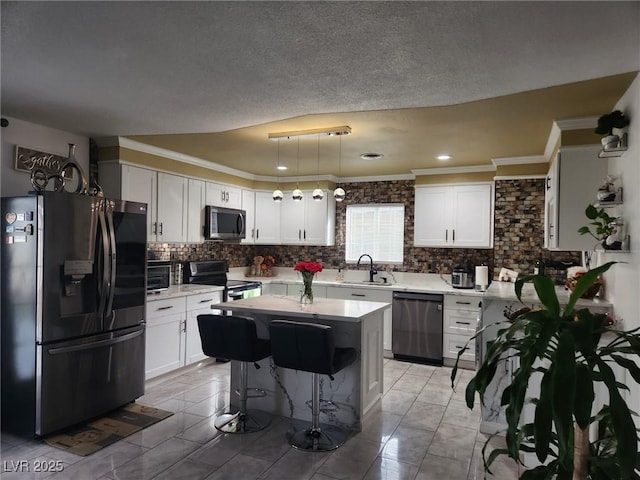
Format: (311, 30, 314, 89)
(312, 188, 324, 201)
(292, 188, 303, 201)
(272, 189, 283, 201)
(333, 187, 346, 202)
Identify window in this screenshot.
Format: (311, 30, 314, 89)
(345, 204, 405, 263)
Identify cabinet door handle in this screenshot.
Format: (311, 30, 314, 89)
(351, 293, 366, 297)
(452, 229, 455, 242)
(256, 229, 259, 240)
(221, 191, 225, 203)
(181, 320, 186, 333)
(298, 229, 301, 240)
(159, 222, 163, 235)
(199, 299, 213, 303)
(455, 321, 471, 325)
(152, 222, 157, 235)
(157, 305, 174, 311)
(456, 301, 471, 305)
(546, 176, 551, 190)
(445, 229, 448, 242)
(303, 229, 306, 240)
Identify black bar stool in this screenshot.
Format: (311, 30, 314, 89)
(197, 314, 271, 434)
(268, 320, 357, 451)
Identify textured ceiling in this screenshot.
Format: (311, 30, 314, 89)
(2, 1, 639, 177)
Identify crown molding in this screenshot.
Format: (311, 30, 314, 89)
(97, 136, 257, 181)
(412, 165, 495, 176)
(493, 174, 547, 180)
(491, 155, 546, 166)
(555, 116, 598, 130)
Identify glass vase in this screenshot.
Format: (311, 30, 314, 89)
(300, 271, 314, 304)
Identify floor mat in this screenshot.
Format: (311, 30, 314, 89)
(43, 403, 173, 456)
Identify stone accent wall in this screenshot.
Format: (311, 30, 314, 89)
(493, 178, 581, 284)
(150, 178, 580, 283)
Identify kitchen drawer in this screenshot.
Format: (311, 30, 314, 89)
(325, 286, 393, 303)
(444, 295, 482, 311)
(147, 297, 186, 321)
(186, 291, 222, 311)
(443, 309, 477, 336)
(443, 332, 475, 361)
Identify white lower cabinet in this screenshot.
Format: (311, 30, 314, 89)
(442, 295, 481, 362)
(325, 286, 393, 351)
(145, 296, 187, 380)
(145, 290, 222, 380)
(185, 291, 223, 365)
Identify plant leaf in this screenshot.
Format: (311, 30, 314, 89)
(611, 354, 640, 384)
(595, 358, 638, 478)
(534, 366, 554, 462)
(551, 330, 576, 469)
(573, 363, 593, 429)
(532, 275, 560, 318)
(563, 262, 615, 315)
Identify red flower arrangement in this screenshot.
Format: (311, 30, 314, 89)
(294, 261, 323, 274)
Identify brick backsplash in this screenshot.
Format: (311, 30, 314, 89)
(150, 179, 580, 284)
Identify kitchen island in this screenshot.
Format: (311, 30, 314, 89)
(213, 295, 390, 432)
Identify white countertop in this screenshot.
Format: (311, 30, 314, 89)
(229, 267, 485, 297)
(484, 280, 612, 309)
(146, 284, 224, 301)
(214, 295, 390, 322)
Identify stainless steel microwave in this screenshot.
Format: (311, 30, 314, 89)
(204, 206, 246, 241)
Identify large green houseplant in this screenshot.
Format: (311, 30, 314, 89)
(452, 262, 640, 479)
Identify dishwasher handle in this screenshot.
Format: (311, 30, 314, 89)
(392, 291, 443, 302)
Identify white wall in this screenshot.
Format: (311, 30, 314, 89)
(600, 73, 640, 425)
(0, 116, 90, 198)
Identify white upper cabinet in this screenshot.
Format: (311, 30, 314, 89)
(254, 191, 281, 244)
(414, 184, 493, 248)
(241, 189, 256, 244)
(99, 163, 187, 243)
(206, 182, 242, 209)
(545, 145, 607, 251)
(280, 192, 335, 245)
(186, 178, 206, 243)
(156, 173, 188, 243)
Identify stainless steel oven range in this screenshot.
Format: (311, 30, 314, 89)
(184, 260, 261, 301)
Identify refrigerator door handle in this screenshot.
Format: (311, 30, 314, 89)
(104, 202, 117, 324)
(97, 205, 110, 320)
(47, 328, 144, 355)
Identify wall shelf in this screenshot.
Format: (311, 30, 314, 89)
(593, 187, 623, 207)
(598, 132, 628, 158)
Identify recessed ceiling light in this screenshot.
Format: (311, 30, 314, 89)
(277, 165, 288, 171)
(437, 154, 452, 161)
(360, 153, 384, 160)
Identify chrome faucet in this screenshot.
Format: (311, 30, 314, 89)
(356, 254, 377, 283)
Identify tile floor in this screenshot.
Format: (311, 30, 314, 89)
(1, 359, 521, 480)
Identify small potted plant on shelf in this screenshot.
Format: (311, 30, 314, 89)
(595, 110, 630, 151)
(451, 262, 640, 480)
(578, 204, 624, 250)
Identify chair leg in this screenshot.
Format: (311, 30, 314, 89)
(288, 372, 348, 451)
(214, 361, 271, 434)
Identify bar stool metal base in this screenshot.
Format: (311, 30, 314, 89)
(214, 409, 271, 434)
(287, 424, 347, 452)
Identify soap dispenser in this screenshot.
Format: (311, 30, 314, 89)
(335, 268, 344, 282)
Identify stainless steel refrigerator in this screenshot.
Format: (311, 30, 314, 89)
(1, 191, 147, 437)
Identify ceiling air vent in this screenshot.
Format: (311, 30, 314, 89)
(360, 153, 384, 160)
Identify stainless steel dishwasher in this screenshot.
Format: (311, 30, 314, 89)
(392, 292, 443, 365)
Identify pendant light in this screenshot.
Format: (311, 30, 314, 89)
(312, 134, 324, 201)
(333, 135, 346, 201)
(272, 138, 283, 201)
(292, 137, 303, 201)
